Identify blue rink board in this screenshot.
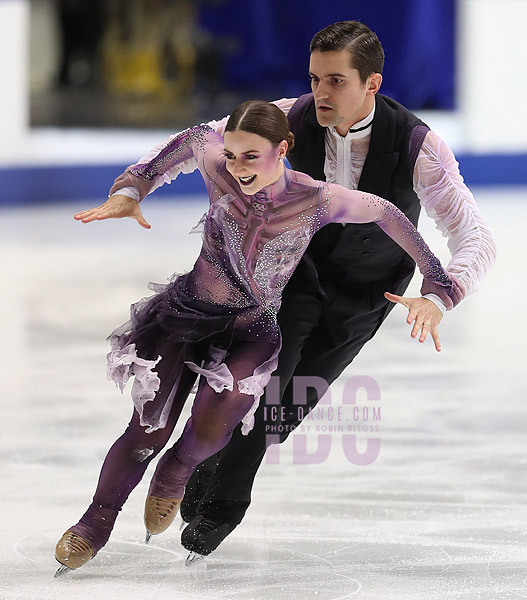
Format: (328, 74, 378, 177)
(1, 154, 526, 206)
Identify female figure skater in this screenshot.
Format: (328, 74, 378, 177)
(55, 100, 461, 575)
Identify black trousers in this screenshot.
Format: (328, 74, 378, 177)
(195, 262, 414, 525)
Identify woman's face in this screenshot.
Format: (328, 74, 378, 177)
(224, 130, 287, 195)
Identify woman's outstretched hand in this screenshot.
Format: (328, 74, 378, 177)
(384, 292, 444, 352)
(74, 194, 151, 229)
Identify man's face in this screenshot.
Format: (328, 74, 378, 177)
(308, 49, 381, 136)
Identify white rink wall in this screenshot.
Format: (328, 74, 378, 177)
(457, 0, 527, 153)
(0, 0, 29, 157)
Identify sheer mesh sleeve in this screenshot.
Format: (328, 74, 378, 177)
(414, 130, 497, 295)
(108, 125, 223, 202)
(326, 184, 463, 310)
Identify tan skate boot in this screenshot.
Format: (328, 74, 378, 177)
(54, 530, 95, 577)
(144, 496, 182, 543)
(53, 503, 118, 577)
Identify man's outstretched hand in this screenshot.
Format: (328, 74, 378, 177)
(384, 292, 444, 352)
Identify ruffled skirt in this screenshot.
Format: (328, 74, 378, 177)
(106, 273, 280, 435)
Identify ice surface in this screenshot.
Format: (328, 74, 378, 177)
(1, 188, 526, 599)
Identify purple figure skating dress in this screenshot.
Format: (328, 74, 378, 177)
(106, 124, 462, 437)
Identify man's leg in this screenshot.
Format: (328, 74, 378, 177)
(204, 300, 386, 506)
(180, 272, 324, 552)
(180, 299, 394, 556)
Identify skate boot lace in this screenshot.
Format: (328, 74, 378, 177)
(55, 530, 95, 570)
(153, 496, 180, 518)
(197, 517, 222, 534)
(64, 532, 94, 556)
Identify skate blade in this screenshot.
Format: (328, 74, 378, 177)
(54, 564, 71, 578)
(145, 530, 152, 544)
(185, 551, 206, 566)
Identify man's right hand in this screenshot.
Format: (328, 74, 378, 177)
(74, 194, 151, 229)
(384, 292, 443, 352)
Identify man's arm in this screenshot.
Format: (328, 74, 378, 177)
(413, 130, 497, 298)
(379, 129, 496, 349)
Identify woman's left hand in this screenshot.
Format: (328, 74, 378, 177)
(384, 292, 444, 352)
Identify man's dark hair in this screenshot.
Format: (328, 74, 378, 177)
(310, 21, 384, 83)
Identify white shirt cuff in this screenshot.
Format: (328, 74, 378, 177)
(110, 186, 140, 202)
(423, 293, 447, 315)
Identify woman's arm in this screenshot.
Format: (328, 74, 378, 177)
(328, 184, 463, 310)
(109, 125, 221, 202)
(75, 125, 223, 226)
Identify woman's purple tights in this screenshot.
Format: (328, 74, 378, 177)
(69, 340, 274, 554)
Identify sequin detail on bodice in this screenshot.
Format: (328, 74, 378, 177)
(187, 174, 330, 340)
(125, 125, 329, 325)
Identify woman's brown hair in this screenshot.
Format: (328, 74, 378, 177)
(225, 100, 295, 154)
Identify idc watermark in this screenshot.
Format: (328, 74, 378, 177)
(264, 375, 381, 465)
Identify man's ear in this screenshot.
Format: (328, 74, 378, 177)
(368, 73, 383, 95)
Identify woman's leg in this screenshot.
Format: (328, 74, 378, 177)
(66, 360, 198, 554)
(148, 341, 275, 501)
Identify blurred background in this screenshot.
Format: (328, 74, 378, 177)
(1, 0, 526, 204)
(26, 0, 456, 129)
